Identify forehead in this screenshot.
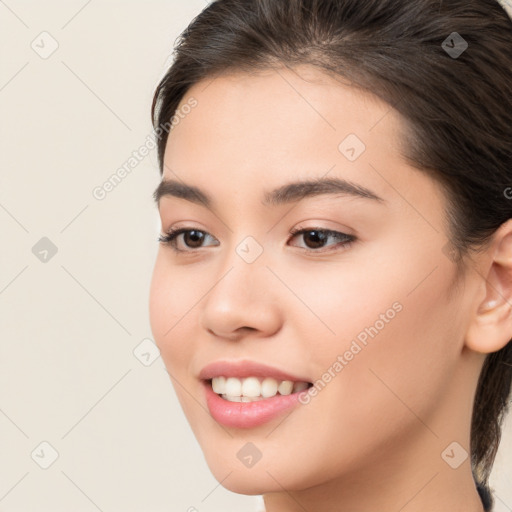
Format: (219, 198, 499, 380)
(159, 65, 438, 216)
(167, 66, 400, 154)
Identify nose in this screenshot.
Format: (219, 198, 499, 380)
(199, 252, 282, 342)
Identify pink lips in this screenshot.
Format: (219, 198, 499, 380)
(199, 359, 311, 429)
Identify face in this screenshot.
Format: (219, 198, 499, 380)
(149, 65, 478, 495)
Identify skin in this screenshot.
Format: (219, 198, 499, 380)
(149, 65, 512, 512)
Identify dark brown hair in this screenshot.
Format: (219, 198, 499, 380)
(151, 0, 512, 505)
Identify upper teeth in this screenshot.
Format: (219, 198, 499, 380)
(211, 376, 309, 398)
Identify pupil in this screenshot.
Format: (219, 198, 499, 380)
(305, 230, 326, 249)
(185, 230, 204, 247)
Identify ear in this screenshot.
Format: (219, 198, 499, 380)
(465, 218, 512, 354)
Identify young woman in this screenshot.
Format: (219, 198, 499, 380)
(149, 1, 512, 510)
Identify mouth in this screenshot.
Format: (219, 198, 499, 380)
(205, 376, 314, 402)
(199, 359, 315, 427)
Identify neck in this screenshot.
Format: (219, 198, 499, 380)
(263, 456, 485, 512)
(263, 344, 488, 512)
(263, 410, 486, 512)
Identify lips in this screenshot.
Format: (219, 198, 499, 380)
(199, 359, 314, 428)
(198, 359, 311, 383)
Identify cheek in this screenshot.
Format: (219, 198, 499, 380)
(314, 267, 459, 434)
(148, 255, 197, 370)
(149, 256, 172, 344)
(149, 256, 204, 425)
(273, 255, 407, 364)
(283, 240, 461, 430)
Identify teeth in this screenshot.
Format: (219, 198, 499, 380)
(242, 377, 261, 397)
(278, 380, 294, 395)
(211, 376, 226, 394)
(293, 381, 309, 392)
(211, 376, 310, 400)
(225, 377, 242, 396)
(261, 377, 278, 398)
(220, 395, 266, 402)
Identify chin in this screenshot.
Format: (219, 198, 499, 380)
(205, 462, 284, 495)
(199, 441, 315, 495)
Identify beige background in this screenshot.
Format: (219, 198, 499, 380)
(0, 1, 510, 511)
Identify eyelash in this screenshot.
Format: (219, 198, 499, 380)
(157, 226, 356, 254)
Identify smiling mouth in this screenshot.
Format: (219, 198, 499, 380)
(206, 376, 313, 402)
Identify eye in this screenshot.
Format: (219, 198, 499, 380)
(157, 226, 356, 254)
(288, 227, 355, 252)
(157, 227, 219, 253)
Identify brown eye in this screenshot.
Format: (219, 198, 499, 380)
(182, 230, 206, 248)
(158, 228, 219, 252)
(289, 228, 355, 252)
(300, 230, 329, 249)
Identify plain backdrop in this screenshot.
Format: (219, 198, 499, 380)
(0, 1, 510, 511)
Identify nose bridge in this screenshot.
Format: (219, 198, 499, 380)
(199, 233, 281, 338)
(214, 230, 269, 296)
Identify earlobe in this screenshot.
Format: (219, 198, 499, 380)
(465, 220, 512, 354)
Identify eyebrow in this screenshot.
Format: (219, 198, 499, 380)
(153, 176, 385, 209)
